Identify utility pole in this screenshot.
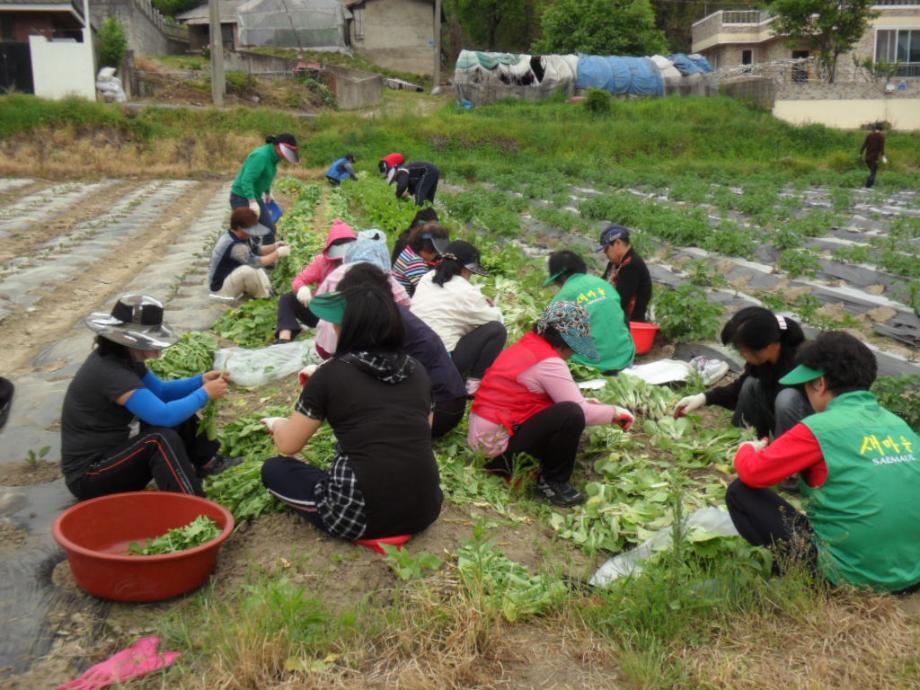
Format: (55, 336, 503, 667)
(431, 0, 442, 94)
(209, 0, 225, 106)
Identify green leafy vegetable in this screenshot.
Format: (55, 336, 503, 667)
(129, 515, 221, 555)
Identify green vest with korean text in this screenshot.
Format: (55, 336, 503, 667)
(801, 390, 920, 592)
(553, 273, 635, 373)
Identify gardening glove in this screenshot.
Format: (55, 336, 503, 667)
(276, 245, 292, 258)
(261, 417, 286, 434)
(673, 393, 706, 418)
(881, 155, 888, 165)
(57, 636, 180, 690)
(248, 199, 260, 215)
(739, 438, 769, 453)
(612, 406, 635, 431)
(296, 286, 312, 307)
(298, 364, 319, 386)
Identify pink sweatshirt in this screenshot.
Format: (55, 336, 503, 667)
(291, 220, 357, 292)
(313, 263, 411, 356)
(468, 357, 617, 457)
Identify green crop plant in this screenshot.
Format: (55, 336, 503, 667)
(871, 376, 919, 431)
(129, 516, 221, 555)
(832, 244, 872, 265)
(778, 249, 822, 278)
(382, 546, 443, 581)
(149, 332, 218, 380)
(213, 299, 278, 348)
(702, 221, 755, 259)
(653, 285, 723, 343)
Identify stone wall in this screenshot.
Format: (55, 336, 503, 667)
(91, 0, 188, 56)
(350, 0, 434, 76)
(777, 80, 917, 100)
(720, 76, 775, 110)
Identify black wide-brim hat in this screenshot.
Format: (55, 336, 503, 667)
(85, 294, 178, 350)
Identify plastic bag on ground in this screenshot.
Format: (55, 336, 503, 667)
(214, 340, 322, 388)
(589, 507, 739, 587)
(621, 359, 693, 385)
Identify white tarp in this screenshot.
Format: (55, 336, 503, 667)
(540, 54, 579, 87)
(237, 0, 350, 48)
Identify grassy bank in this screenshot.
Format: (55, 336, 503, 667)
(0, 94, 917, 184)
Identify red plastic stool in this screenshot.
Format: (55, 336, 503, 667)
(353, 534, 412, 555)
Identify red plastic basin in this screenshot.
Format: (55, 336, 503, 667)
(353, 534, 412, 555)
(630, 321, 660, 355)
(52, 492, 234, 602)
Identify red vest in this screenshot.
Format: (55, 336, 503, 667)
(472, 332, 558, 433)
(382, 153, 405, 168)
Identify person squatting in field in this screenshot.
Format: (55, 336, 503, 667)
(469, 301, 635, 508)
(410, 240, 507, 397)
(208, 208, 290, 300)
(390, 222, 450, 297)
(726, 331, 920, 593)
(544, 250, 635, 376)
(674, 307, 813, 439)
(325, 153, 358, 187)
(230, 133, 299, 245)
(260, 284, 443, 542)
(275, 219, 357, 343)
(61, 295, 241, 501)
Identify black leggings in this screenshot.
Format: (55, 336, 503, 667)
(486, 402, 585, 483)
(66, 417, 219, 500)
(276, 292, 319, 338)
(431, 395, 467, 439)
(452, 322, 507, 380)
(725, 479, 817, 571)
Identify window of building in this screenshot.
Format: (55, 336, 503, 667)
(741, 49, 753, 66)
(876, 28, 920, 76)
(791, 50, 809, 82)
(353, 6, 365, 40)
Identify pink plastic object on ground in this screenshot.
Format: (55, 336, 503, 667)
(353, 534, 412, 555)
(57, 636, 180, 690)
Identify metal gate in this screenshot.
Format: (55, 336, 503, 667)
(0, 42, 34, 93)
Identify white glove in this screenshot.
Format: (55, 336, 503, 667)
(276, 245, 292, 258)
(612, 406, 635, 431)
(673, 393, 706, 418)
(261, 416, 286, 433)
(248, 199, 260, 215)
(740, 438, 769, 453)
(881, 156, 888, 165)
(296, 286, 312, 306)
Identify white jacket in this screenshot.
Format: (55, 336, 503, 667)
(410, 272, 503, 352)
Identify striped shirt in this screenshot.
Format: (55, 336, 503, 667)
(391, 245, 432, 296)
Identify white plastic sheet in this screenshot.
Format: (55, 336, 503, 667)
(214, 340, 322, 388)
(589, 507, 739, 587)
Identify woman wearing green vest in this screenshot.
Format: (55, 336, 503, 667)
(544, 251, 635, 375)
(230, 133, 300, 245)
(726, 331, 920, 593)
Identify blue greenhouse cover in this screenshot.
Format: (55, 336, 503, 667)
(670, 53, 713, 76)
(575, 56, 663, 96)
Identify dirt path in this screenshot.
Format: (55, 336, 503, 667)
(0, 180, 222, 377)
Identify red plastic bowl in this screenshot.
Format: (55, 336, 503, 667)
(52, 492, 234, 602)
(630, 321, 660, 355)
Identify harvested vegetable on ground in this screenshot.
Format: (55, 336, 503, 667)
(129, 515, 221, 555)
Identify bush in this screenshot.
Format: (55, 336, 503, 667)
(224, 71, 256, 96)
(654, 285, 723, 343)
(584, 88, 611, 115)
(97, 17, 127, 69)
(871, 375, 920, 431)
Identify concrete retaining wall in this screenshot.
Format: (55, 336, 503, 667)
(29, 34, 96, 100)
(91, 0, 188, 56)
(720, 76, 776, 109)
(773, 98, 920, 131)
(323, 64, 382, 109)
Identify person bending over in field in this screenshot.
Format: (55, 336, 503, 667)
(275, 219, 356, 343)
(469, 302, 635, 508)
(61, 295, 239, 500)
(391, 161, 440, 206)
(726, 331, 920, 593)
(674, 307, 812, 439)
(208, 208, 290, 300)
(391, 223, 449, 297)
(545, 250, 635, 375)
(411, 240, 506, 396)
(260, 284, 443, 542)
(325, 153, 358, 187)
(338, 263, 467, 438)
(379, 152, 405, 179)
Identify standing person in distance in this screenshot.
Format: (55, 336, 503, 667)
(230, 133, 299, 245)
(860, 122, 886, 189)
(391, 161, 440, 206)
(325, 153, 358, 187)
(598, 225, 652, 324)
(674, 307, 812, 439)
(726, 331, 920, 593)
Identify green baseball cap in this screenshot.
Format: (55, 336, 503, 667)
(779, 364, 825, 386)
(309, 292, 346, 325)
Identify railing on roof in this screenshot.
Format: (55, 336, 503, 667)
(873, 1, 920, 6)
(722, 10, 770, 24)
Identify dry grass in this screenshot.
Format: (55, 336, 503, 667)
(683, 589, 920, 690)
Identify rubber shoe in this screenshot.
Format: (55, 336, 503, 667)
(198, 455, 244, 478)
(534, 475, 586, 508)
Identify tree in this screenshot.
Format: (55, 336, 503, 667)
(449, 0, 535, 52)
(534, 0, 668, 56)
(770, 0, 878, 83)
(97, 17, 128, 69)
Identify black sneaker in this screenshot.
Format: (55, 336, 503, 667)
(198, 455, 244, 478)
(534, 475, 586, 508)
